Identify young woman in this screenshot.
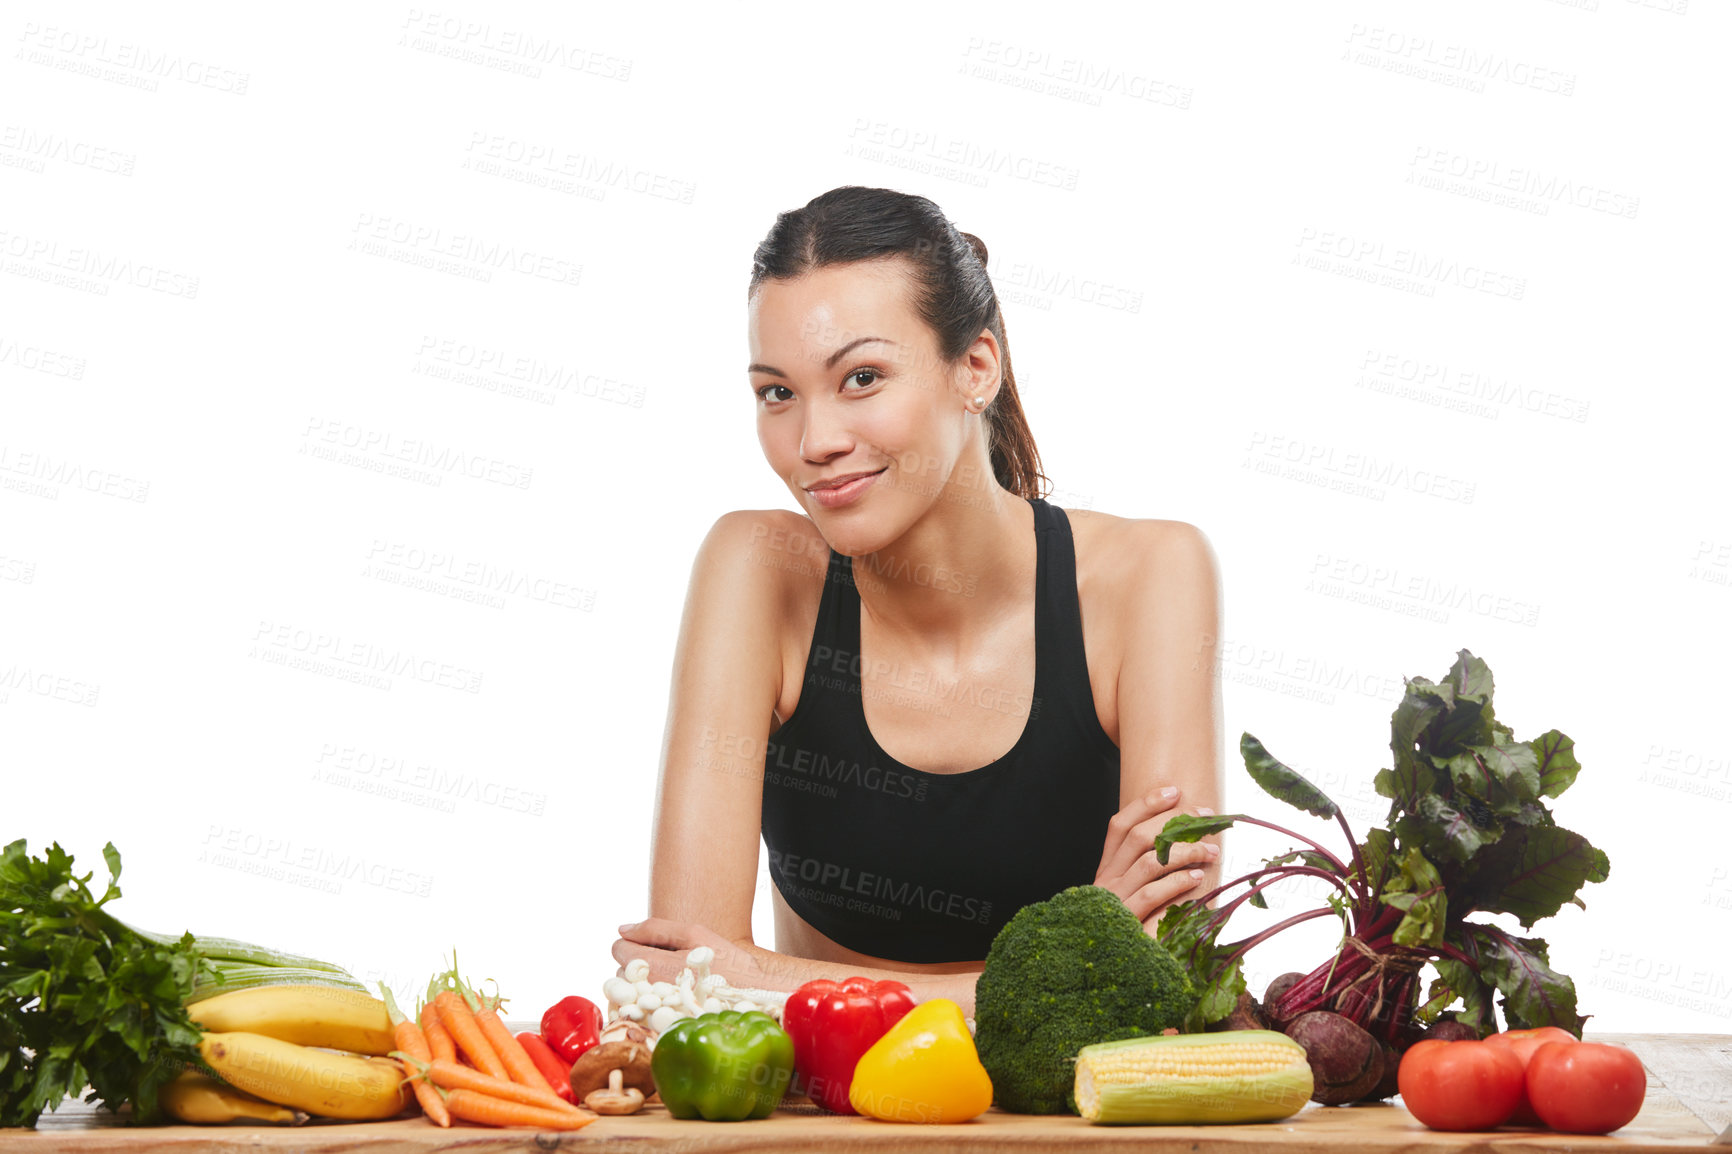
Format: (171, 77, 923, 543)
(612, 187, 1223, 1016)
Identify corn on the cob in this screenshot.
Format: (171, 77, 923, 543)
(1073, 1030, 1314, 1124)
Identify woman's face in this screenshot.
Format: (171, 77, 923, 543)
(747, 258, 998, 556)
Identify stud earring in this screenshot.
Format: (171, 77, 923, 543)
(972, 396, 985, 409)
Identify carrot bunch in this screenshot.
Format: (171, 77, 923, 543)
(380, 957, 595, 1132)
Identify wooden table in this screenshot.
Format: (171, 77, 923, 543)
(3, 1034, 1726, 1153)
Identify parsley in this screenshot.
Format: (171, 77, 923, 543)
(1, 839, 212, 1127)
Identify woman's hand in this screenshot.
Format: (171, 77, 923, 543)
(612, 918, 778, 990)
(1094, 785, 1220, 930)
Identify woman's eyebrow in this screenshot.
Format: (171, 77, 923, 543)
(747, 336, 897, 378)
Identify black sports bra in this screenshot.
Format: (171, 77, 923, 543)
(759, 497, 1121, 963)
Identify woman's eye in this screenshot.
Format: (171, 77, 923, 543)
(756, 384, 793, 403)
(846, 368, 881, 389)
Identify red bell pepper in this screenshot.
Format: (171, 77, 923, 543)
(516, 1031, 576, 1103)
(539, 995, 603, 1064)
(781, 976, 917, 1114)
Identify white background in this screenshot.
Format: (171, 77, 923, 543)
(3, 2, 1728, 1034)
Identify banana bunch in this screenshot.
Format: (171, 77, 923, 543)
(163, 985, 410, 1125)
(160, 1072, 301, 1125)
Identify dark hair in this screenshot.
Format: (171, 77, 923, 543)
(748, 186, 1048, 501)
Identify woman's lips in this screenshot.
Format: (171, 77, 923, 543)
(808, 467, 886, 508)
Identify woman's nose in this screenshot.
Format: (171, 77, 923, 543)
(799, 399, 852, 462)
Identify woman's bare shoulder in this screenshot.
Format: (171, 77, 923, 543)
(1060, 505, 1216, 586)
(689, 508, 827, 587)
(696, 507, 819, 553)
(689, 507, 829, 633)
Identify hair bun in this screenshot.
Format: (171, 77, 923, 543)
(959, 231, 988, 265)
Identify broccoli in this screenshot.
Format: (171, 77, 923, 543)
(973, 884, 1199, 1114)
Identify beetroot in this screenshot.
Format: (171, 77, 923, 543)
(1149, 651, 1608, 1070)
(1263, 973, 1305, 1023)
(1424, 1018, 1480, 1042)
(1363, 1041, 1402, 1101)
(1285, 1011, 1384, 1105)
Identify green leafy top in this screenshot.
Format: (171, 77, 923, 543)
(1154, 649, 1608, 1037)
(0, 839, 213, 1127)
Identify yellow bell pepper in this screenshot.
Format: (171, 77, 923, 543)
(847, 998, 993, 1124)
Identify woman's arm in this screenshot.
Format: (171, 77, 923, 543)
(628, 509, 988, 1011)
(642, 510, 791, 947)
(1095, 521, 1225, 929)
(612, 920, 984, 1015)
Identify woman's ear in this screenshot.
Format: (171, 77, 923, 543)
(956, 329, 1002, 410)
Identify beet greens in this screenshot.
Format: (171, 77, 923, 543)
(1156, 649, 1609, 1042)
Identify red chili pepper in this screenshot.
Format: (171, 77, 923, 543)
(780, 976, 918, 1114)
(539, 995, 603, 1064)
(516, 1031, 576, 1103)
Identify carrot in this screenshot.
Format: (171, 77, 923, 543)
(412, 1057, 582, 1114)
(433, 985, 508, 1081)
(419, 986, 456, 1064)
(442, 1088, 595, 1131)
(380, 985, 451, 1127)
(454, 975, 554, 1096)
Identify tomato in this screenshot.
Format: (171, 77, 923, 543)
(1484, 1028, 1578, 1125)
(1397, 1038, 1525, 1131)
(1526, 1041, 1646, 1135)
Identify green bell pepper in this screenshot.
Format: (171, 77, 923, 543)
(650, 1010, 796, 1121)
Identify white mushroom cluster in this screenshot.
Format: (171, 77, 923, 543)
(602, 947, 791, 1035)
